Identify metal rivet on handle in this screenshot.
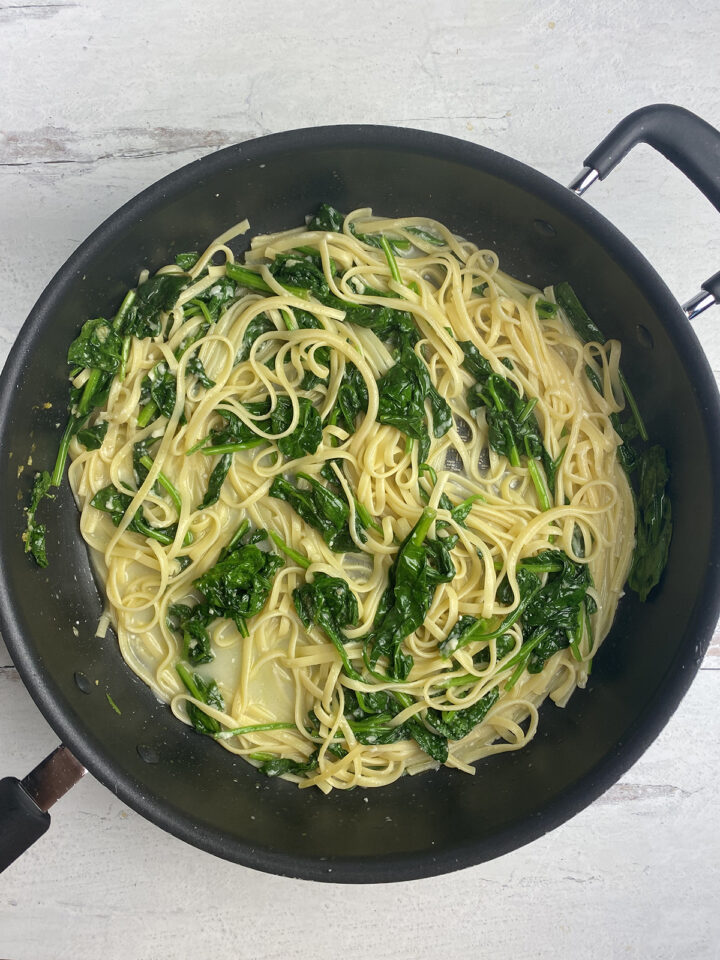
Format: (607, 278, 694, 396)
(683, 290, 717, 321)
(568, 167, 600, 196)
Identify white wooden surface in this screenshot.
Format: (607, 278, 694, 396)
(2, 2, 720, 958)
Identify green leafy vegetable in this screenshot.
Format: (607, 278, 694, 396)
(426, 687, 499, 740)
(186, 354, 215, 388)
(175, 252, 199, 271)
(167, 603, 213, 664)
(250, 750, 319, 778)
(214, 721, 295, 741)
(555, 285, 670, 600)
(377, 345, 452, 462)
(199, 453, 233, 510)
(193, 540, 284, 636)
(67, 318, 124, 373)
(236, 314, 276, 363)
(90, 484, 184, 546)
(365, 507, 456, 681)
(555, 282, 648, 444)
(536, 299, 558, 319)
(167, 527, 283, 660)
(24, 470, 54, 567)
(442, 550, 595, 686)
(293, 572, 362, 680)
(76, 421, 108, 451)
(270, 472, 362, 552)
(123, 274, 187, 340)
(139, 361, 179, 424)
(334, 362, 369, 434)
(405, 226, 445, 247)
(307, 203, 344, 232)
(192, 404, 270, 508)
(307, 202, 410, 253)
(198, 396, 321, 463)
(440, 566, 542, 657)
(176, 663, 224, 735)
(25, 273, 190, 567)
(628, 446, 672, 601)
(554, 282, 606, 345)
(268, 530, 311, 568)
(132, 438, 183, 514)
(342, 689, 448, 762)
(188, 276, 237, 323)
(461, 340, 553, 508)
(199, 404, 269, 456)
(418, 462, 484, 530)
(439, 618, 516, 667)
(271, 396, 322, 460)
(269, 239, 419, 351)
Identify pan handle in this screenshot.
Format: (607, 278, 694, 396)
(568, 103, 720, 317)
(0, 745, 85, 873)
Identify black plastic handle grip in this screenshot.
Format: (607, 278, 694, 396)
(0, 777, 50, 873)
(0, 745, 85, 873)
(584, 104, 720, 303)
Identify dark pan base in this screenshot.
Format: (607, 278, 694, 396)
(1, 126, 719, 882)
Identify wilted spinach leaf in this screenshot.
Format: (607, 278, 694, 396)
(176, 663, 224, 735)
(377, 345, 452, 461)
(294, 571, 361, 680)
(365, 507, 456, 681)
(628, 446, 672, 601)
(270, 472, 362, 553)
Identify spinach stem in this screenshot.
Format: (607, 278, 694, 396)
(118, 336, 131, 382)
(354, 498, 383, 534)
(223, 519, 250, 556)
(225, 261, 307, 299)
(137, 401, 157, 428)
(185, 436, 210, 456)
(190, 297, 213, 325)
(77, 369, 102, 417)
(113, 289, 136, 330)
(418, 463, 437, 485)
(214, 722, 295, 740)
(201, 438, 265, 456)
(524, 437, 551, 511)
(131, 516, 176, 546)
(269, 530, 311, 568)
(139, 455, 182, 514)
(176, 662, 202, 699)
(380, 235, 403, 285)
(411, 507, 437, 547)
(225, 262, 272, 292)
(51, 415, 82, 486)
(503, 628, 551, 689)
(281, 309, 297, 331)
(618, 371, 648, 441)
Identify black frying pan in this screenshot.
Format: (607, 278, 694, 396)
(1, 104, 719, 883)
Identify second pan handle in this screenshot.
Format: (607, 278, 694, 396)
(568, 103, 720, 313)
(0, 745, 85, 873)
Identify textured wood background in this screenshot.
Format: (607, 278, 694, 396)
(1, 2, 719, 958)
